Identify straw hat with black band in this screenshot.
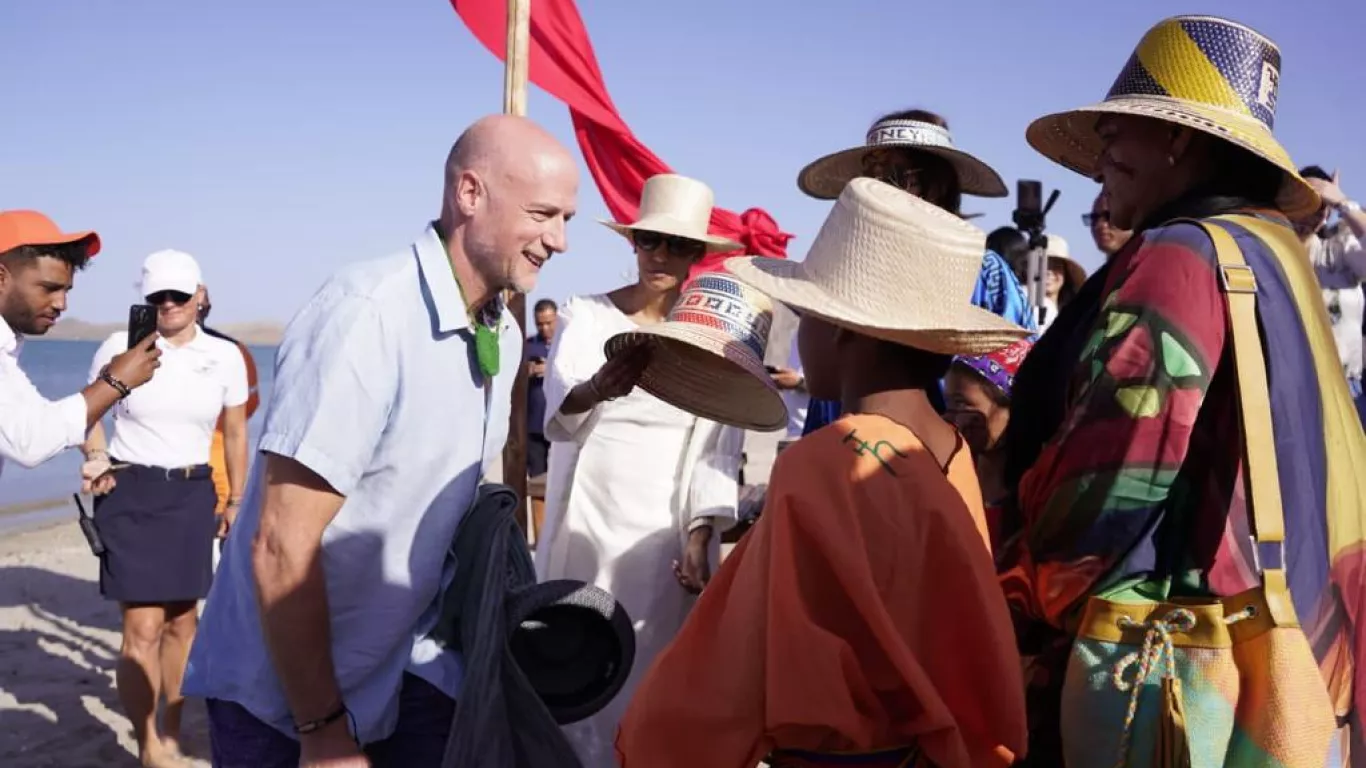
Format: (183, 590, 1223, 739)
(1026, 15, 1320, 220)
(727, 178, 1029, 357)
(797, 115, 1008, 201)
(601, 174, 743, 253)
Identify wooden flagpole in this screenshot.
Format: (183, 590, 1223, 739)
(502, 0, 532, 530)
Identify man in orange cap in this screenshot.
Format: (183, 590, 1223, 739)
(0, 209, 162, 477)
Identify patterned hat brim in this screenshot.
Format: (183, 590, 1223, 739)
(1026, 95, 1320, 220)
(603, 328, 788, 432)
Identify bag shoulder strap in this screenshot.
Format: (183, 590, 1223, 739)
(1186, 217, 1297, 626)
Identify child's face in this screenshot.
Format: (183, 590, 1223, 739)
(796, 315, 842, 400)
(944, 367, 1010, 455)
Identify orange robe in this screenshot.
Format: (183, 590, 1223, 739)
(615, 413, 1027, 768)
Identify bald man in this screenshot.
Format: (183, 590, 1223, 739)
(185, 115, 578, 767)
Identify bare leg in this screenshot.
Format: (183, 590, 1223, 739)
(118, 603, 178, 767)
(158, 601, 198, 757)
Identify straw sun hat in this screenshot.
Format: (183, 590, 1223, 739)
(797, 116, 1008, 200)
(604, 272, 787, 432)
(726, 178, 1029, 357)
(600, 174, 743, 253)
(1027, 15, 1319, 219)
(1044, 235, 1087, 292)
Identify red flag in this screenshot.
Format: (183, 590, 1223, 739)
(451, 0, 792, 274)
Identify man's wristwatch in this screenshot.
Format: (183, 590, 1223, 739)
(1337, 200, 1361, 214)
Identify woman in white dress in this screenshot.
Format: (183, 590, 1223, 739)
(536, 174, 744, 767)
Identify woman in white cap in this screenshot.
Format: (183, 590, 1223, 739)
(536, 173, 744, 767)
(1000, 15, 1361, 765)
(79, 249, 249, 767)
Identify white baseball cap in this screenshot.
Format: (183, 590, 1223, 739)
(140, 249, 202, 298)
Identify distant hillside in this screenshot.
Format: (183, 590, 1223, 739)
(44, 318, 286, 346)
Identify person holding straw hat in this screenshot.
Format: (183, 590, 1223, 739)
(536, 173, 745, 768)
(999, 15, 1366, 765)
(617, 177, 1029, 768)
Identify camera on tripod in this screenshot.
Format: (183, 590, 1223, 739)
(1011, 180, 1060, 328)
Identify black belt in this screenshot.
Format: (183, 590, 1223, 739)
(111, 460, 213, 482)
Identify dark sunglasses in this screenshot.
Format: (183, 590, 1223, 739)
(633, 230, 706, 259)
(1082, 212, 1110, 227)
(146, 290, 194, 306)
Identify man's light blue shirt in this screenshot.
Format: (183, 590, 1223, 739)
(184, 225, 522, 744)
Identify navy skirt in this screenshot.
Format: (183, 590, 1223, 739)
(93, 462, 217, 603)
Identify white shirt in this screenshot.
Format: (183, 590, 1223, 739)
(0, 317, 88, 478)
(1308, 228, 1366, 379)
(89, 326, 248, 468)
(184, 225, 521, 744)
(781, 341, 809, 439)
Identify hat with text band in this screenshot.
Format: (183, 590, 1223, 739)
(0, 210, 101, 257)
(1026, 15, 1320, 219)
(604, 272, 787, 432)
(727, 178, 1029, 356)
(140, 249, 202, 298)
(798, 116, 1008, 200)
(600, 174, 744, 253)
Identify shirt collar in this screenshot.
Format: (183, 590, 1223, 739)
(416, 224, 470, 334)
(416, 223, 507, 334)
(0, 316, 17, 357)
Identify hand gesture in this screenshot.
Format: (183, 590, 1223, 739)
(106, 334, 162, 390)
(299, 720, 369, 768)
(1307, 170, 1347, 208)
(672, 529, 712, 594)
(769, 367, 803, 390)
(80, 457, 117, 496)
(589, 343, 652, 403)
(528, 359, 547, 378)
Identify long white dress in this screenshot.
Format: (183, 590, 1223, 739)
(535, 293, 741, 768)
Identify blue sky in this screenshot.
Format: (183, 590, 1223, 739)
(3, 0, 1360, 325)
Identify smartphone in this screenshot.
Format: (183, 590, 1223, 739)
(127, 304, 157, 349)
(1017, 179, 1043, 216)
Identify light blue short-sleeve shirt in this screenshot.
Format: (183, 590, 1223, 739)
(184, 225, 522, 744)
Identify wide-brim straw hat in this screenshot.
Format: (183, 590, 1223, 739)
(727, 178, 1029, 356)
(1044, 234, 1087, 292)
(798, 117, 1008, 200)
(604, 273, 787, 432)
(600, 173, 743, 253)
(1027, 15, 1320, 220)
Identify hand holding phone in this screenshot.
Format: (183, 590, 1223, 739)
(105, 332, 161, 391)
(127, 304, 157, 349)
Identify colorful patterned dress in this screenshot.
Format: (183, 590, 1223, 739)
(998, 211, 1366, 763)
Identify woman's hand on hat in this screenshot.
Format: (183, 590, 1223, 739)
(590, 343, 652, 402)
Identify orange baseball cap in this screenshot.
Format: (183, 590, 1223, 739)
(0, 210, 101, 258)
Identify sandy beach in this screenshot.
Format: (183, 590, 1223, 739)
(0, 516, 211, 767)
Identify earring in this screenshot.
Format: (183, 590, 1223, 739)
(1167, 155, 1176, 167)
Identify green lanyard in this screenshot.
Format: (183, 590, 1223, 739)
(435, 226, 501, 379)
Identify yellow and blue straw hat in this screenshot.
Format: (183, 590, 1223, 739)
(1027, 15, 1319, 219)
